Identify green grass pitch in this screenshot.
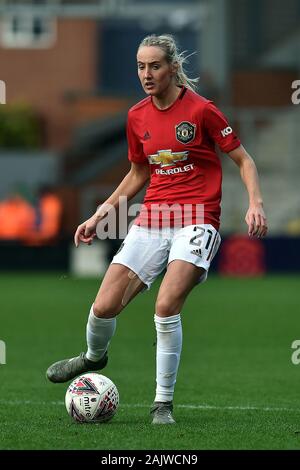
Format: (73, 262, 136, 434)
(1, 272, 300, 450)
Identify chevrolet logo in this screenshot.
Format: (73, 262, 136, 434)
(148, 149, 189, 167)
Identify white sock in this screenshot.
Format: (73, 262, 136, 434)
(154, 313, 182, 403)
(86, 305, 116, 362)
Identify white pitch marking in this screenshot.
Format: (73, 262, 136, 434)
(0, 400, 299, 412)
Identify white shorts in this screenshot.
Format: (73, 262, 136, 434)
(111, 224, 221, 289)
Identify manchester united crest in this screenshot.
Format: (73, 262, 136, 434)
(175, 121, 196, 144)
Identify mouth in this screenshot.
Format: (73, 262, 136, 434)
(144, 82, 155, 91)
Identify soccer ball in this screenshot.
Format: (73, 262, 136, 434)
(65, 373, 119, 423)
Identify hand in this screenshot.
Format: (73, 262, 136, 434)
(74, 214, 99, 247)
(245, 204, 268, 238)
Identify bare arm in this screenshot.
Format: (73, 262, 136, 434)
(74, 162, 149, 246)
(228, 145, 268, 238)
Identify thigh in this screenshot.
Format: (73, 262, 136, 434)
(111, 225, 169, 289)
(155, 224, 221, 317)
(94, 263, 146, 317)
(155, 260, 205, 317)
(169, 224, 221, 276)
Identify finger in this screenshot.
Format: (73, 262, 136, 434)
(252, 215, 261, 237)
(87, 234, 97, 245)
(84, 225, 96, 238)
(79, 234, 94, 243)
(247, 214, 255, 236)
(74, 224, 90, 247)
(254, 213, 263, 236)
(260, 227, 267, 238)
(257, 215, 267, 238)
(79, 232, 96, 244)
(252, 212, 265, 237)
(259, 221, 268, 238)
(74, 227, 82, 247)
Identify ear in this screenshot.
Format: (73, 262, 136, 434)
(171, 62, 179, 75)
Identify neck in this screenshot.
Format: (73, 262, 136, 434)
(152, 85, 182, 110)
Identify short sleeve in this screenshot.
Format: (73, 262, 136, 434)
(203, 102, 241, 153)
(126, 113, 146, 163)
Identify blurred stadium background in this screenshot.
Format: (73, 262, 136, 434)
(1, 0, 300, 450)
(0, 0, 299, 274)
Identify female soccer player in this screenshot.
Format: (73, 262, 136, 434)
(47, 34, 268, 424)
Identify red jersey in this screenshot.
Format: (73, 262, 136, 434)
(127, 87, 241, 230)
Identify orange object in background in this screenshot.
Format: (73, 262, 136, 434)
(24, 190, 62, 245)
(0, 194, 35, 241)
(218, 235, 266, 276)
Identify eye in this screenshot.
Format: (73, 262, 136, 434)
(153, 65, 160, 70)
(138, 64, 144, 70)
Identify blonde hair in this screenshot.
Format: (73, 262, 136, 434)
(138, 34, 199, 92)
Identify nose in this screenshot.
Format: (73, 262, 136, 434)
(144, 66, 152, 79)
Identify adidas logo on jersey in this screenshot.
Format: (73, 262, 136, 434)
(191, 248, 202, 257)
(143, 131, 151, 140)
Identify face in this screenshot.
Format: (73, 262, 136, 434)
(137, 46, 177, 97)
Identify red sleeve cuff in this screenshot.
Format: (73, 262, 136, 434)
(221, 139, 241, 153)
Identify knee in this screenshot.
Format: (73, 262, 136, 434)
(155, 295, 181, 317)
(93, 298, 121, 319)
